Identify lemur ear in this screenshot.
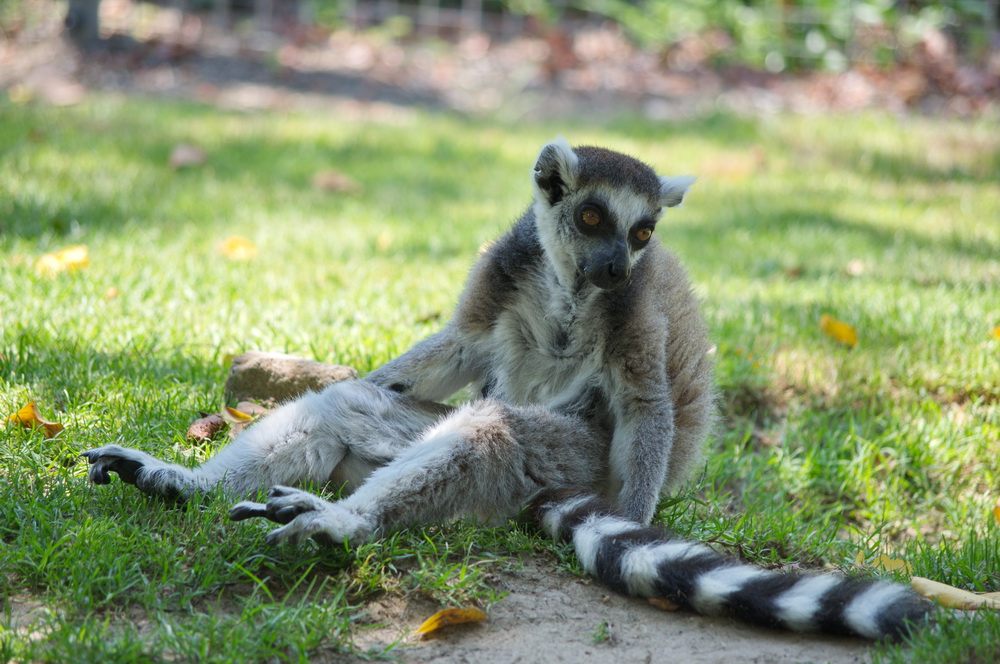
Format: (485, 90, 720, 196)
(533, 137, 579, 206)
(659, 175, 697, 208)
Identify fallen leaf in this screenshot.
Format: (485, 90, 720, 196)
(169, 143, 207, 169)
(785, 265, 805, 279)
(648, 597, 680, 611)
(698, 146, 767, 180)
(223, 406, 255, 424)
(375, 231, 393, 253)
(311, 169, 363, 194)
(874, 554, 912, 574)
(844, 259, 865, 277)
(223, 405, 256, 437)
(911, 577, 1000, 610)
(819, 313, 858, 348)
(186, 412, 225, 441)
(235, 401, 271, 418)
(415, 607, 487, 636)
(8, 83, 33, 104)
(994, 503, 1000, 527)
(36, 245, 89, 277)
(218, 236, 257, 261)
(992, 325, 1000, 340)
(6, 402, 64, 438)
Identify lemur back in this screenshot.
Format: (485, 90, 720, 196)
(82, 138, 933, 642)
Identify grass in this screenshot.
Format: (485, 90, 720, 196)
(1, 93, 998, 662)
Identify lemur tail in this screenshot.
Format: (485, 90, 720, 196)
(532, 490, 934, 641)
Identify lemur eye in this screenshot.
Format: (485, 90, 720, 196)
(635, 228, 653, 242)
(581, 208, 601, 226)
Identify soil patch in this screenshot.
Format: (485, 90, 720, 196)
(347, 557, 872, 664)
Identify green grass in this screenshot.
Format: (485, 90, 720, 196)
(2, 94, 999, 663)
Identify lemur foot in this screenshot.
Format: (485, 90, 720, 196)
(230, 486, 375, 546)
(80, 445, 188, 500)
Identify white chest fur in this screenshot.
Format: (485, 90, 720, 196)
(474, 277, 607, 409)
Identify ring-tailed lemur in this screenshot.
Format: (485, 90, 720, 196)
(82, 138, 933, 639)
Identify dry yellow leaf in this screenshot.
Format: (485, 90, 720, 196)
(992, 325, 1000, 340)
(911, 577, 1000, 610)
(223, 405, 255, 437)
(235, 401, 271, 418)
(844, 259, 865, 277)
(222, 406, 253, 427)
(994, 504, 1000, 527)
(223, 406, 254, 424)
(36, 245, 89, 277)
(415, 607, 487, 635)
(218, 236, 257, 261)
(819, 314, 858, 348)
(854, 551, 911, 574)
(6, 401, 64, 438)
(874, 554, 912, 574)
(375, 231, 393, 253)
(8, 83, 32, 104)
(648, 597, 680, 611)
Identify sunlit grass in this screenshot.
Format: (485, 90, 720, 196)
(1, 95, 998, 662)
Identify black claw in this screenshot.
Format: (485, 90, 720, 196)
(274, 506, 304, 524)
(312, 532, 336, 547)
(268, 486, 291, 498)
(264, 531, 282, 546)
(229, 503, 268, 522)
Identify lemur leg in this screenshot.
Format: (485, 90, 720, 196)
(82, 380, 452, 500)
(230, 399, 608, 545)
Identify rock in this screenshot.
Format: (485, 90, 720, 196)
(224, 351, 357, 405)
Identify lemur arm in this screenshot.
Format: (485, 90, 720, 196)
(607, 343, 676, 524)
(364, 325, 482, 402)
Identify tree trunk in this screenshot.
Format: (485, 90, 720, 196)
(64, 0, 102, 49)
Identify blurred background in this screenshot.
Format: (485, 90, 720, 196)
(2, 0, 997, 119)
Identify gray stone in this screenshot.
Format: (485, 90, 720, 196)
(224, 351, 358, 405)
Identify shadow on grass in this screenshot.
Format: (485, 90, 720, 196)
(824, 142, 1000, 186)
(684, 198, 999, 274)
(1, 101, 524, 240)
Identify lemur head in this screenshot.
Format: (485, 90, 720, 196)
(531, 137, 695, 291)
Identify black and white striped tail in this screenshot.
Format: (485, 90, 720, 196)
(532, 490, 934, 641)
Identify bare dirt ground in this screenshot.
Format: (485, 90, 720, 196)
(347, 558, 872, 664)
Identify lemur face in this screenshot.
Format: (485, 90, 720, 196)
(531, 138, 695, 291)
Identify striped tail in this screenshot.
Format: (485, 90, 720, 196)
(532, 490, 934, 641)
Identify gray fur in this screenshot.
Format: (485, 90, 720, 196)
(83, 139, 712, 538)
